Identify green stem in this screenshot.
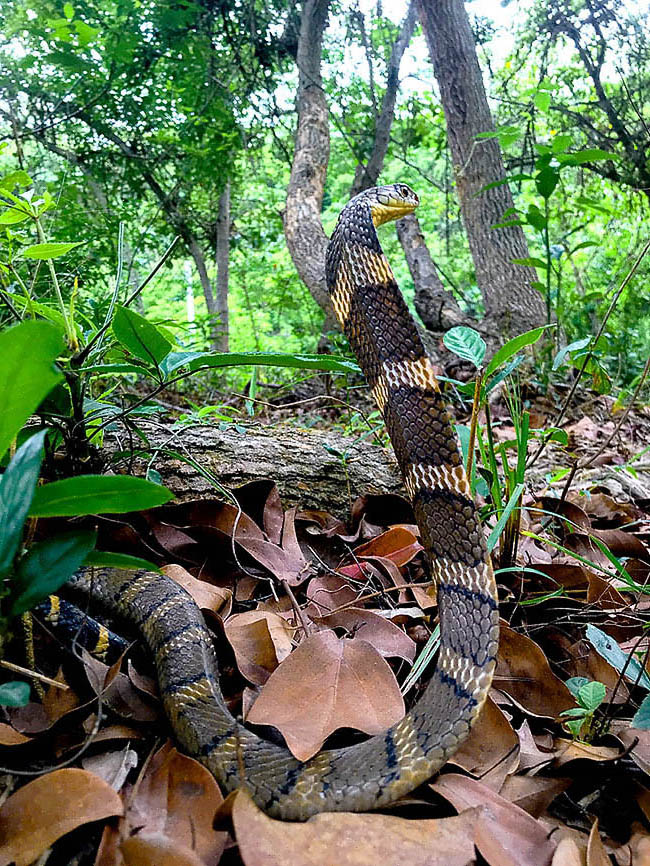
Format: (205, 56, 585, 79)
(543, 199, 551, 325)
(34, 217, 77, 349)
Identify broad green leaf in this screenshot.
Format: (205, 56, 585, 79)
(22, 242, 84, 259)
(0, 170, 32, 190)
(553, 337, 592, 371)
(112, 305, 172, 366)
(487, 483, 524, 553)
(0, 206, 31, 225)
(512, 257, 548, 270)
(526, 205, 547, 231)
(74, 20, 99, 45)
(535, 166, 559, 199)
(0, 430, 47, 577)
(187, 351, 361, 375)
(485, 325, 553, 377)
(160, 350, 208, 377)
(565, 718, 585, 738)
(29, 475, 174, 517)
(586, 624, 650, 691)
(63, 2, 74, 18)
(632, 694, 650, 730)
(84, 551, 161, 572)
(566, 148, 617, 165)
(9, 530, 97, 616)
(565, 676, 590, 698)
(0, 321, 63, 459)
(551, 134, 573, 153)
(570, 241, 598, 254)
(533, 91, 551, 112)
(442, 326, 486, 369)
(0, 681, 30, 707)
(560, 708, 589, 718)
(577, 680, 606, 711)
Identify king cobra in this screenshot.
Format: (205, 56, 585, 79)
(69, 183, 499, 820)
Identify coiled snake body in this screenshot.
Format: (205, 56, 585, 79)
(72, 184, 499, 820)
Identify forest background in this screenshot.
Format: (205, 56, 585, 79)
(1, 0, 649, 399)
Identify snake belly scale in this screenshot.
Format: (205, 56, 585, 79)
(70, 184, 499, 821)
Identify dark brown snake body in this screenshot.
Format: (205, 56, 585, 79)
(71, 184, 499, 820)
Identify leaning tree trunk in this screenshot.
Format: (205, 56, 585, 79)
(283, 0, 335, 330)
(418, 0, 546, 337)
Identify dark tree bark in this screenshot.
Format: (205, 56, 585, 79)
(396, 213, 466, 332)
(418, 0, 547, 336)
(215, 180, 230, 352)
(349, 1, 418, 196)
(283, 0, 335, 329)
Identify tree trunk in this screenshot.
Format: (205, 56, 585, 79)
(215, 181, 230, 352)
(396, 213, 466, 333)
(283, 0, 335, 329)
(418, 0, 546, 336)
(106, 422, 402, 515)
(349, 1, 418, 196)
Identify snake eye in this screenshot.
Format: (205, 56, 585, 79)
(400, 185, 410, 199)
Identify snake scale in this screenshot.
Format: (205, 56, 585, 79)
(70, 184, 499, 820)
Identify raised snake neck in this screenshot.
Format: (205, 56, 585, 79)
(71, 184, 499, 821)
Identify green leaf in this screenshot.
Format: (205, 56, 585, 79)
(9, 530, 97, 616)
(535, 166, 559, 199)
(0, 321, 64, 459)
(565, 718, 585, 739)
(567, 148, 617, 164)
(586, 624, 650, 691)
(0, 205, 31, 225)
(0, 430, 47, 577)
(525, 205, 547, 231)
(570, 241, 598, 254)
(74, 20, 99, 45)
(487, 483, 524, 553)
(560, 708, 589, 718)
(442, 326, 486, 369)
(512, 257, 548, 270)
(577, 680, 606, 711)
(29, 475, 174, 517)
(112, 306, 172, 366)
(63, 2, 74, 17)
(0, 170, 32, 190)
(0, 681, 30, 707)
(565, 676, 590, 698)
(22, 242, 84, 259)
(575, 195, 611, 215)
(83, 551, 161, 572)
(552, 337, 592, 371)
(632, 694, 650, 729)
(159, 351, 208, 377)
(551, 134, 573, 154)
(485, 325, 553, 377)
(533, 91, 551, 112)
(186, 351, 361, 375)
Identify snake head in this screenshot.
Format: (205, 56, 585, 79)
(367, 183, 419, 227)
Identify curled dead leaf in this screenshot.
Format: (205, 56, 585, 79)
(225, 610, 294, 685)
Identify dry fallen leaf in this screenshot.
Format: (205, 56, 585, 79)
(164, 564, 233, 615)
(225, 610, 294, 685)
(96, 741, 226, 866)
(553, 739, 621, 768)
(499, 775, 571, 818)
(433, 773, 557, 866)
(551, 837, 586, 866)
(246, 630, 404, 761)
(494, 623, 573, 718)
(0, 768, 123, 866)
(449, 697, 518, 789)
(315, 607, 416, 662)
(231, 788, 479, 866)
(587, 819, 611, 866)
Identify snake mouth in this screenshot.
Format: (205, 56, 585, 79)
(371, 198, 418, 227)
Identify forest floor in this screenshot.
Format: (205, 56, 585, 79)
(1, 378, 650, 866)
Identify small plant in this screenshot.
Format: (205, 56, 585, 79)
(561, 677, 607, 741)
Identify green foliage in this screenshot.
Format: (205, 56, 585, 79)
(561, 677, 607, 741)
